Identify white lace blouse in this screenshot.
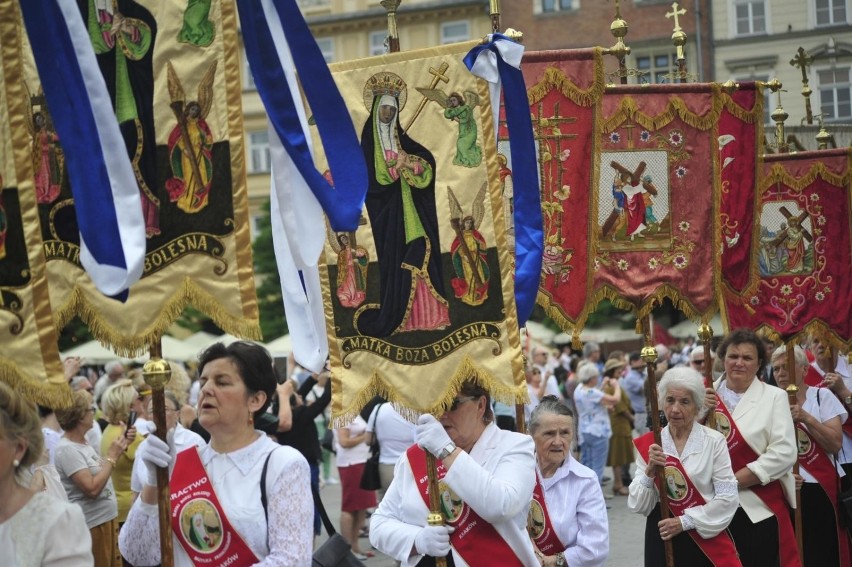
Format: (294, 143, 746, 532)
(0, 491, 93, 566)
(119, 433, 313, 566)
(628, 424, 739, 539)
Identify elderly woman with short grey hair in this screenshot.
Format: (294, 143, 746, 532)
(528, 396, 609, 567)
(573, 362, 621, 484)
(628, 367, 740, 567)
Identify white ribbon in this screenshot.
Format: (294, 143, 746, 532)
(466, 35, 525, 140)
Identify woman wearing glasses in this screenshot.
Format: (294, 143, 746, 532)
(370, 379, 539, 566)
(55, 389, 130, 567)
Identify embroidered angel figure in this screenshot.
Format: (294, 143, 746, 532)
(447, 184, 490, 306)
(165, 61, 216, 214)
(416, 87, 482, 167)
(25, 87, 64, 205)
(326, 224, 369, 308)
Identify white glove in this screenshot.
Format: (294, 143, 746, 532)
(416, 414, 453, 458)
(139, 427, 176, 487)
(414, 525, 454, 557)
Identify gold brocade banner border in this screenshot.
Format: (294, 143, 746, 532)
(0, 0, 69, 406)
(526, 48, 607, 108)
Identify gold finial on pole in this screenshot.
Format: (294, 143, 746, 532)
(143, 343, 174, 567)
(489, 0, 501, 34)
(608, 0, 631, 84)
(380, 0, 401, 53)
(665, 2, 688, 81)
(790, 47, 814, 125)
(770, 89, 790, 153)
(815, 114, 832, 149)
(696, 323, 715, 429)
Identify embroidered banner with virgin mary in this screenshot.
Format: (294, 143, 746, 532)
(317, 42, 526, 421)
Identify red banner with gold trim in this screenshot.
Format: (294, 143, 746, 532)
(722, 149, 852, 348)
(513, 49, 761, 342)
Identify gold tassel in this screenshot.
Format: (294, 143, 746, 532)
(0, 361, 74, 409)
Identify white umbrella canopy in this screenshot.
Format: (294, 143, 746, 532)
(182, 331, 219, 350)
(524, 321, 557, 344)
(62, 336, 203, 364)
(62, 339, 133, 365)
(553, 324, 642, 345)
(265, 334, 292, 356)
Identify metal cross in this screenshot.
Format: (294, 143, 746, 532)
(665, 2, 687, 33)
(790, 46, 813, 79)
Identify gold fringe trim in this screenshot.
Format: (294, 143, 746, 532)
(601, 87, 724, 134)
(759, 159, 852, 193)
(526, 49, 606, 108)
(53, 280, 261, 358)
(537, 285, 718, 349)
(0, 360, 75, 409)
(330, 355, 529, 428)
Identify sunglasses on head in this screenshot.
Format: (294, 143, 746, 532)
(449, 396, 477, 412)
(691, 359, 705, 365)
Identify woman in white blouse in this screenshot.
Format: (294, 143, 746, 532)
(529, 396, 609, 567)
(119, 342, 313, 566)
(628, 367, 740, 567)
(0, 382, 93, 566)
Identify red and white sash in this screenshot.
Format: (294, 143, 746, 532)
(633, 433, 742, 567)
(407, 446, 522, 566)
(170, 448, 260, 567)
(529, 473, 566, 555)
(713, 399, 801, 567)
(795, 422, 852, 566)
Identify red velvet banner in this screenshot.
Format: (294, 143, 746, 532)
(723, 149, 852, 348)
(510, 50, 761, 342)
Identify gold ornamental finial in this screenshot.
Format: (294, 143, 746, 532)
(143, 358, 172, 389)
(489, 0, 501, 33)
(607, 0, 631, 84)
(770, 89, 790, 153)
(697, 323, 713, 342)
(665, 2, 688, 80)
(790, 47, 814, 125)
(380, 0, 401, 53)
(815, 114, 833, 149)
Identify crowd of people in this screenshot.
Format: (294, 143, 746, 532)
(2, 329, 851, 566)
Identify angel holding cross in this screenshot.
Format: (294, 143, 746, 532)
(448, 185, 490, 306)
(416, 87, 482, 167)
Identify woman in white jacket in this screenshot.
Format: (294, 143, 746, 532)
(370, 380, 538, 566)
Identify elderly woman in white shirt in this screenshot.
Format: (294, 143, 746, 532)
(370, 379, 539, 566)
(772, 345, 849, 567)
(629, 367, 740, 567)
(119, 341, 313, 566)
(529, 395, 609, 567)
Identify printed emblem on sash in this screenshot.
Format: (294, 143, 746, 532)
(664, 466, 688, 501)
(527, 499, 546, 539)
(439, 481, 465, 524)
(714, 411, 731, 438)
(796, 429, 811, 455)
(179, 498, 223, 553)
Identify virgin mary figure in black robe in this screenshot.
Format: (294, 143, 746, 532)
(354, 83, 450, 338)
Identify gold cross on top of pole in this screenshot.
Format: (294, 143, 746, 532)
(790, 46, 813, 79)
(665, 2, 687, 33)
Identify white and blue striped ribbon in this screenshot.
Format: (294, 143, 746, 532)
(19, 0, 145, 299)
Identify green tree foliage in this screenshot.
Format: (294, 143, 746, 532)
(253, 200, 288, 340)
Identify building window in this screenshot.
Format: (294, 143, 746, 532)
(635, 52, 676, 83)
(369, 31, 386, 56)
(315, 37, 334, 63)
(440, 21, 470, 44)
(816, 0, 847, 26)
(248, 130, 270, 173)
(819, 67, 852, 121)
(242, 46, 255, 90)
(735, 1, 767, 35)
(540, 0, 574, 12)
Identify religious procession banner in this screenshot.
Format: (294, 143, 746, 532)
(719, 82, 764, 298)
(722, 148, 852, 348)
(316, 41, 527, 421)
(0, 0, 71, 407)
(518, 49, 760, 343)
(15, 0, 259, 354)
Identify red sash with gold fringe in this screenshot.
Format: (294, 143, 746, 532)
(170, 448, 259, 567)
(407, 446, 522, 566)
(633, 433, 742, 567)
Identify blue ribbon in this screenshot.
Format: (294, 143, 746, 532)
(237, 0, 366, 231)
(465, 35, 543, 326)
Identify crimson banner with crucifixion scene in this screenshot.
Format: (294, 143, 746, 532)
(722, 148, 852, 348)
(508, 49, 761, 343)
